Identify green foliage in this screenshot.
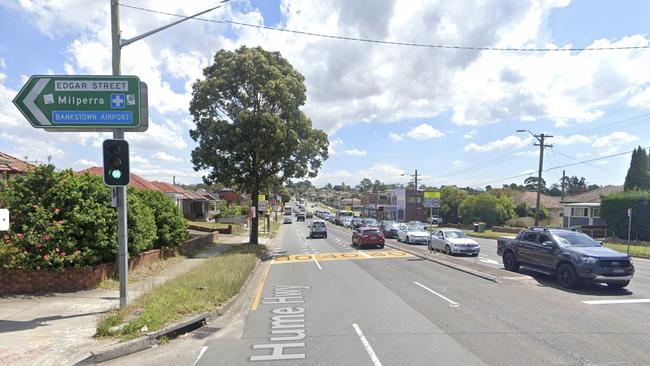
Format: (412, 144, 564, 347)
(458, 193, 516, 227)
(216, 202, 248, 218)
(515, 202, 549, 220)
(189, 46, 329, 244)
(0, 165, 187, 269)
(601, 191, 650, 241)
(440, 186, 468, 224)
(624, 146, 650, 191)
(0, 166, 117, 269)
(132, 189, 187, 250)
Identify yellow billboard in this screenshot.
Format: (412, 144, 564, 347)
(424, 191, 440, 198)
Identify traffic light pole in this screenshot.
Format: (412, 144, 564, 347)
(110, 0, 228, 307)
(111, 0, 128, 307)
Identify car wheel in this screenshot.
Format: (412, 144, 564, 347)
(324, 234, 327, 238)
(606, 281, 630, 289)
(471, 253, 479, 257)
(379, 244, 384, 249)
(503, 252, 519, 272)
(556, 263, 579, 289)
(444, 245, 452, 255)
(406, 236, 410, 244)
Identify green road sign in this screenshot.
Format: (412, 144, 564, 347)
(13, 75, 143, 129)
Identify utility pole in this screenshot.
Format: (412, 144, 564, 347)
(110, 0, 227, 307)
(517, 130, 553, 226)
(561, 170, 566, 201)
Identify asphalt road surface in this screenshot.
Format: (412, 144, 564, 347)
(106, 216, 650, 366)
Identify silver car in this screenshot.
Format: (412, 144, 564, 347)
(397, 224, 430, 244)
(428, 229, 480, 256)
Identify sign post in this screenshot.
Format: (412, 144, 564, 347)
(424, 192, 441, 222)
(627, 208, 632, 255)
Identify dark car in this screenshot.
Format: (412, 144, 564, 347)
(306, 211, 313, 218)
(352, 227, 385, 249)
(497, 227, 634, 289)
(296, 212, 306, 221)
(380, 221, 400, 238)
(351, 217, 364, 229)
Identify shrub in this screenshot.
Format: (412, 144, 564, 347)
(132, 189, 187, 250)
(601, 191, 650, 241)
(459, 193, 515, 227)
(126, 191, 157, 255)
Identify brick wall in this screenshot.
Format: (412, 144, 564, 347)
(0, 235, 216, 296)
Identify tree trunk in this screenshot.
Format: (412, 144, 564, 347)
(250, 181, 259, 245)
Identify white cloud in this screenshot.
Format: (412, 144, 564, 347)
(463, 129, 478, 139)
(72, 159, 98, 168)
(328, 137, 343, 156)
(592, 131, 639, 156)
(343, 148, 367, 156)
(513, 150, 538, 157)
(552, 134, 592, 145)
(465, 135, 532, 152)
(313, 164, 405, 185)
(389, 132, 403, 141)
(152, 151, 182, 162)
(405, 123, 445, 140)
(452, 160, 466, 167)
(628, 86, 650, 108)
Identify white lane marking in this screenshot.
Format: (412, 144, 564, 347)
(192, 346, 208, 366)
(352, 323, 383, 366)
(358, 251, 371, 258)
(414, 281, 460, 308)
(312, 255, 322, 270)
(581, 299, 650, 305)
(478, 256, 500, 265)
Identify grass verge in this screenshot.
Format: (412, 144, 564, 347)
(96, 255, 186, 290)
(96, 244, 265, 340)
(603, 242, 650, 259)
(259, 218, 281, 239)
(464, 230, 513, 240)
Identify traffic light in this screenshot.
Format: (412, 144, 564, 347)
(102, 139, 130, 186)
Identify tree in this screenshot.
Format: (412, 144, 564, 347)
(524, 176, 546, 192)
(189, 46, 329, 244)
(624, 146, 650, 191)
(458, 193, 515, 227)
(440, 186, 468, 224)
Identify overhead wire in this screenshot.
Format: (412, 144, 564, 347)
(118, 2, 650, 52)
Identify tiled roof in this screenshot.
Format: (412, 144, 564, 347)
(77, 167, 161, 191)
(151, 181, 208, 201)
(0, 152, 35, 173)
(563, 185, 624, 204)
(512, 191, 562, 209)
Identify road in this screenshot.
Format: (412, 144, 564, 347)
(106, 215, 650, 366)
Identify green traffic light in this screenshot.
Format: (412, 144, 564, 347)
(110, 169, 122, 179)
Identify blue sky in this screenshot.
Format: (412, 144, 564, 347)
(1, 0, 649, 189)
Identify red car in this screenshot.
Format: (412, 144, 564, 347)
(352, 227, 385, 249)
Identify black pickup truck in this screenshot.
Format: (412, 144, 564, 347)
(497, 227, 634, 289)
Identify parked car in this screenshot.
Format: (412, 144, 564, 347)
(283, 215, 293, 224)
(407, 220, 424, 227)
(351, 217, 364, 229)
(429, 229, 480, 256)
(296, 212, 306, 221)
(429, 216, 443, 225)
(343, 217, 353, 228)
(352, 227, 385, 249)
(397, 224, 430, 244)
(380, 221, 400, 239)
(306, 211, 313, 218)
(497, 227, 635, 289)
(309, 220, 327, 238)
(362, 218, 378, 227)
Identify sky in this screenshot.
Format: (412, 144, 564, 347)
(1, 0, 650, 189)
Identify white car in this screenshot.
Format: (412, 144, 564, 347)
(283, 215, 293, 224)
(343, 217, 353, 228)
(428, 229, 480, 256)
(397, 224, 430, 244)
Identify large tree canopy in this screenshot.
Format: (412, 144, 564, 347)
(189, 46, 329, 243)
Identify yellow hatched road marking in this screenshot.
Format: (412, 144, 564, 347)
(272, 250, 412, 264)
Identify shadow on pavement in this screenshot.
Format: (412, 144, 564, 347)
(519, 268, 634, 296)
(0, 311, 108, 333)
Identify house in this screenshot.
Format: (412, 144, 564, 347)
(216, 188, 243, 205)
(562, 185, 623, 228)
(77, 167, 161, 191)
(0, 152, 35, 183)
(151, 182, 212, 221)
(512, 191, 563, 226)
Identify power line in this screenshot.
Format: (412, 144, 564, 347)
(550, 147, 620, 174)
(119, 3, 650, 52)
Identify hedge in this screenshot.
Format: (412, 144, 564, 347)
(0, 165, 187, 270)
(601, 191, 650, 241)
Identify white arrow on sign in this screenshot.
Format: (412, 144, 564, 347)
(25, 78, 51, 126)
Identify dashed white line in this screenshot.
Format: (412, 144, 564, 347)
(414, 281, 460, 308)
(352, 323, 383, 366)
(312, 255, 322, 270)
(581, 299, 650, 305)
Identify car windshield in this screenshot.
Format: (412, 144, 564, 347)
(365, 219, 377, 225)
(363, 229, 381, 235)
(553, 232, 602, 247)
(408, 225, 424, 232)
(312, 222, 324, 229)
(352, 218, 362, 223)
(445, 231, 468, 239)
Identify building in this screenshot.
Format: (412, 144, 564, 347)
(216, 188, 243, 205)
(512, 191, 563, 226)
(391, 188, 426, 222)
(360, 192, 396, 220)
(0, 152, 35, 183)
(562, 185, 623, 228)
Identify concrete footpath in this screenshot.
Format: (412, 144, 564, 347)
(0, 234, 265, 366)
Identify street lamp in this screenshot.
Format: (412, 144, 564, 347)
(516, 129, 553, 226)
